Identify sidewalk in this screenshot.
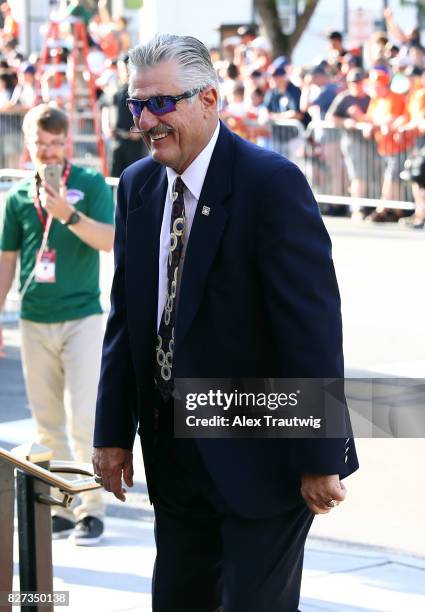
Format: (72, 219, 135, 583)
(2, 323, 425, 611)
(10, 517, 425, 611)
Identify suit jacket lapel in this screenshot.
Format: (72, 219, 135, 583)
(175, 123, 235, 350)
(126, 164, 167, 374)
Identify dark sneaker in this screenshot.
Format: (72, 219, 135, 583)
(70, 516, 104, 546)
(399, 215, 425, 229)
(52, 516, 75, 539)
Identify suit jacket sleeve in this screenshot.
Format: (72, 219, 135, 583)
(93, 171, 138, 449)
(257, 161, 354, 476)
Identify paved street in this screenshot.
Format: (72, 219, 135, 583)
(309, 217, 425, 559)
(1, 216, 425, 610)
(328, 217, 425, 374)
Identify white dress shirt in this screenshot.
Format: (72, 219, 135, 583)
(157, 121, 220, 331)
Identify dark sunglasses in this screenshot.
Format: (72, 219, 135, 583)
(126, 88, 201, 117)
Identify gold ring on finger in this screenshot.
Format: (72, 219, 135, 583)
(325, 499, 338, 508)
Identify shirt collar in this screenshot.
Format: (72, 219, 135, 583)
(166, 121, 220, 201)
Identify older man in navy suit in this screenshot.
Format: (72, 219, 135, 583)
(93, 34, 358, 612)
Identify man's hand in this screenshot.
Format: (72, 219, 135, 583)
(92, 447, 134, 502)
(41, 181, 73, 223)
(301, 473, 346, 514)
(0, 323, 5, 358)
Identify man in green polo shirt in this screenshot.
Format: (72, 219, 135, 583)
(0, 104, 114, 545)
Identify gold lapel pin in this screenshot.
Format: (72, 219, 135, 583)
(202, 205, 210, 216)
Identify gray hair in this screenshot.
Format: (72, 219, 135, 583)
(129, 33, 219, 93)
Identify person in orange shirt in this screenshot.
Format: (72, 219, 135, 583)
(0, 1, 19, 47)
(406, 70, 425, 145)
(88, 0, 121, 61)
(359, 69, 414, 221)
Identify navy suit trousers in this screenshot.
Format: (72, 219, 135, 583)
(149, 400, 314, 612)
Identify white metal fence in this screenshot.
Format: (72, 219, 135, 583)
(270, 119, 418, 208)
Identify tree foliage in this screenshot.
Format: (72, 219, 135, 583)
(254, 0, 321, 59)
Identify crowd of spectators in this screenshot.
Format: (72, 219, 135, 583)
(215, 16, 425, 222)
(0, 0, 132, 117)
(0, 0, 136, 169)
(0, 3, 424, 222)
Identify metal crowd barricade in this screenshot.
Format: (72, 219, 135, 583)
(303, 121, 415, 203)
(267, 118, 418, 213)
(270, 118, 306, 170)
(303, 121, 349, 201)
(0, 446, 101, 612)
(0, 170, 118, 321)
(0, 112, 25, 170)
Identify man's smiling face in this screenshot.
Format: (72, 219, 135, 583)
(129, 59, 218, 174)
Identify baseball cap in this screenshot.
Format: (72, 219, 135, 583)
(237, 25, 257, 38)
(308, 65, 328, 77)
(249, 69, 263, 78)
(19, 62, 36, 75)
(269, 56, 289, 77)
(270, 65, 287, 77)
(346, 68, 367, 83)
(343, 53, 362, 68)
(328, 31, 343, 41)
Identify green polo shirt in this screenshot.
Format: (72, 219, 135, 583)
(0, 165, 114, 323)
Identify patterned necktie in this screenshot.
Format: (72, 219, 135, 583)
(155, 176, 186, 400)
